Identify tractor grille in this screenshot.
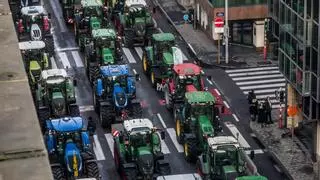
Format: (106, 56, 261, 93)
(32, 29, 41, 39)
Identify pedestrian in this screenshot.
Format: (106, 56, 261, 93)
(264, 97, 273, 124)
(257, 101, 264, 126)
(247, 90, 257, 121)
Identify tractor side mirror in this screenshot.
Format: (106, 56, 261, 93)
(135, 74, 140, 81)
(160, 131, 165, 140)
(73, 79, 77, 86)
(202, 154, 207, 163)
(250, 150, 255, 159)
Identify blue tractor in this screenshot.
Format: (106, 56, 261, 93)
(45, 117, 100, 180)
(93, 64, 142, 129)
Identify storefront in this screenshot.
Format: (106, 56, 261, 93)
(230, 20, 254, 45)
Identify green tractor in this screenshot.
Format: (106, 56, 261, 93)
(111, 0, 155, 47)
(196, 136, 264, 180)
(84, 28, 123, 83)
(19, 41, 50, 92)
(74, 0, 106, 51)
(35, 69, 79, 131)
(142, 33, 184, 90)
(174, 91, 222, 162)
(112, 118, 171, 179)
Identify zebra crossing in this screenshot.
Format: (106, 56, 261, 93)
(225, 66, 286, 109)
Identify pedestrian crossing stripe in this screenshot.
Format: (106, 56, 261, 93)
(225, 66, 286, 109)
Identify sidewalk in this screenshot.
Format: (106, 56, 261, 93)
(154, 0, 317, 179)
(155, 0, 277, 69)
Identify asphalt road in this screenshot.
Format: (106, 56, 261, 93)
(41, 0, 289, 179)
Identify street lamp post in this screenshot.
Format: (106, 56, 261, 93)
(224, 0, 229, 64)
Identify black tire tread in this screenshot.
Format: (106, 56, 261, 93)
(52, 166, 66, 180)
(100, 106, 113, 129)
(86, 161, 100, 178)
(184, 138, 198, 163)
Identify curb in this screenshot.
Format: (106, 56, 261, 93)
(250, 125, 295, 180)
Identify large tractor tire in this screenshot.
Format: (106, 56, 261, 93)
(131, 103, 142, 118)
(175, 119, 183, 144)
(156, 160, 171, 175)
(51, 166, 66, 180)
(99, 105, 113, 129)
(142, 53, 149, 75)
(69, 104, 80, 116)
(89, 65, 99, 84)
(124, 29, 134, 48)
(86, 161, 100, 178)
(183, 138, 198, 163)
(38, 107, 50, 131)
(122, 167, 137, 180)
(92, 92, 99, 113)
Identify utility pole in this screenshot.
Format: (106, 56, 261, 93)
(224, 0, 229, 64)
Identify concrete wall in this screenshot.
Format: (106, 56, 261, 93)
(253, 20, 265, 48)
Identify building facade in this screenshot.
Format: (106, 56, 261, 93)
(195, 0, 268, 48)
(268, 0, 320, 159)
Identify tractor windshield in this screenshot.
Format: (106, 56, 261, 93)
(130, 130, 151, 147)
(130, 5, 147, 18)
(192, 104, 213, 120)
(214, 145, 239, 166)
(84, 6, 102, 17)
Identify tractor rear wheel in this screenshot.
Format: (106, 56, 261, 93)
(69, 105, 80, 116)
(124, 29, 134, 48)
(86, 161, 100, 178)
(89, 65, 99, 84)
(51, 166, 66, 180)
(183, 138, 198, 163)
(93, 93, 99, 113)
(175, 119, 183, 144)
(38, 107, 50, 132)
(100, 106, 113, 129)
(122, 167, 137, 180)
(157, 161, 171, 175)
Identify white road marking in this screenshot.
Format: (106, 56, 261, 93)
(214, 89, 221, 96)
(49, 0, 67, 32)
(206, 78, 213, 85)
(156, 132, 170, 154)
(256, 94, 276, 99)
(223, 101, 230, 109)
(133, 69, 137, 75)
(71, 51, 84, 67)
(58, 52, 71, 69)
(228, 70, 281, 77)
(273, 164, 282, 173)
(157, 113, 167, 129)
(79, 105, 94, 112)
(93, 135, 106, 161)
(157, 28, 163, 33)
(240, 83, 286, 90)
(224, 122, 251, 148)
(188, 43, 196, 55)
(56, 47, 80, 52)
(134, 47, 143, 60)
(105, 134, 115, 158)
(232, 74, 284, 81)
(122, 48, 136, 63)
(236, 78, 285, 86)
(232, 114, 240, 122)
(152, 18, 157, 27)
(243, 88, 284, 94)
(50, 57, 57, 69)
(245, 149, 264, 155)
(166, 128, 184, 153)
(225, 66, 278, 73)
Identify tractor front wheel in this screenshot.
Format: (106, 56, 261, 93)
(122, 167, 137, 180)
(124, 29, 134, 48)
(183, 139, 198, 163)
(175, 119, 183, 144)
(51, 166, 66, 180)
(89, 65, 99, 84)
(86, 161, 100, 178)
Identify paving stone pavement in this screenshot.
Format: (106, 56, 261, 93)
(251, 120, 315, 180)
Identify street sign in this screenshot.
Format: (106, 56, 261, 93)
(214, 17, 224, 33)
(183, 14, 189, 21)
(216, 12, 224, 17)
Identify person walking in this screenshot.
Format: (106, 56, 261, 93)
(248, 90, 257, 121)
(257, 101, 265, 127)
(264, 97, 273, 124)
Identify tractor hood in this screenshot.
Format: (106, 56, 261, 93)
(49, 117, 84, 132)
(113, 84, 128, 108)
(52, 91, 66, 116)
(198, 115, 214, 137)
(137, 147, 154, 176)
(64, 142, 83, 177)
(102, 48, 114, 65)
(30, 23, 42, 40)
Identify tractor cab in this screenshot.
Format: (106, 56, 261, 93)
(76, 0, 104, 29)
(19, 41, 49, 87)
(204, 136, 247, 179)
(124, 118, 155, 148)
(89, 28, 121, 65)
(17, 6, 50, 40)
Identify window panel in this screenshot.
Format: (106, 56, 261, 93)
(303, 71, 311, 95)
(311, 73, 317, 99)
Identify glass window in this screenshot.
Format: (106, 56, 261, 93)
(303, 71, 311, 95)
(312, 23, 318, 49)
(296, 66, 303, 92)
(311, 73, 317, 99)
(297, 16, 304, 41)
(305, 47, 311, 71)
(279, 51, 284, 72)
(311, 48, 318, 74)
(296, 42, 303, 69)
(303, 97, 310, 117)
(290, 61, 297, 85)
(312, 98, 317, 119)
(280, 3, 286, 24)
(284, 55, 290, 78)
(314, 0, 319, 22)
(243, 23, 253, 44)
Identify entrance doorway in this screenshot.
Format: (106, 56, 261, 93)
(231, 21, 253, 45)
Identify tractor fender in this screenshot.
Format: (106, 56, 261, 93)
(96, 78, 104, 97)
(81, 131, 91, 151)
(197, 155, 211, 175)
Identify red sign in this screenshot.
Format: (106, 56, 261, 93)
(214, 17, 224, 28)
